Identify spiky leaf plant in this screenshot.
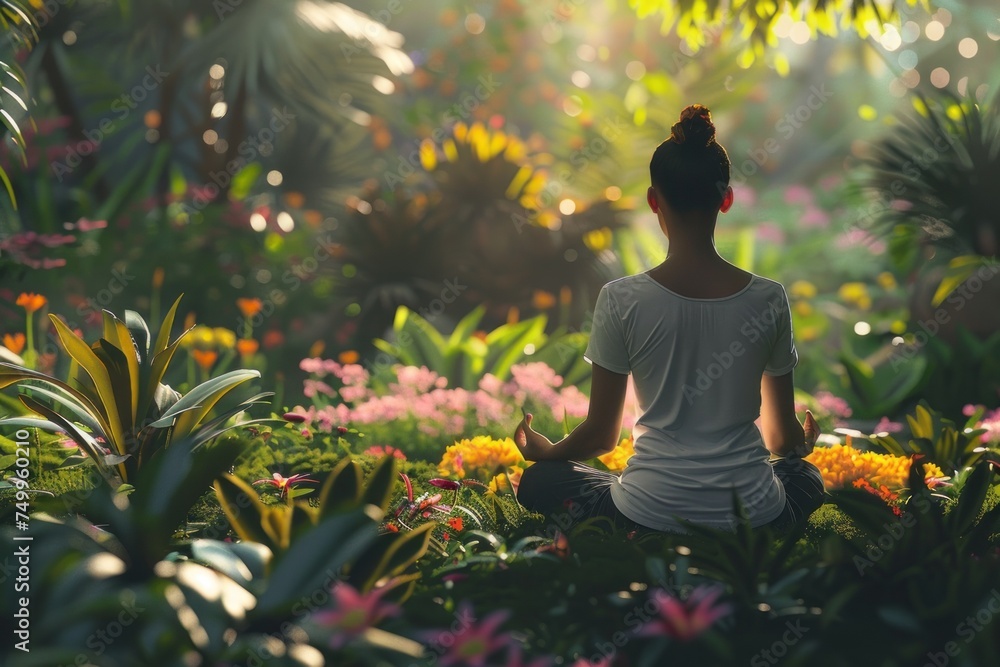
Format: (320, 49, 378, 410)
(329, 121, 633, 344)
(864, 91, 1000, 279)
(0, 296, 271, 487)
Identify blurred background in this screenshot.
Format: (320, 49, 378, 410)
(1, 0, 999, 423)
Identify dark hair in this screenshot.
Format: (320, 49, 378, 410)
(649, 104, 731, 212)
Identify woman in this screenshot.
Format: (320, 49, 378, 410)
(514, 104, 825, 533)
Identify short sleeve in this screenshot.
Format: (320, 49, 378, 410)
(763, 285, 798, 376)
(584, 285, 631, 374)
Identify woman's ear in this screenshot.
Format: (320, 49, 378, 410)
(719, 185, 734, 213)
(646, 186, 659, 213)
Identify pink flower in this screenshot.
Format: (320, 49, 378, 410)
(335, 363, 370, 386)
(363, 445, 407, 460)
(731, 183, 757, 208)
(634, 586, 733, 642)
(303, 379, 336, 399)
(873, 416, 903, 433)
(756, 222, 785, 244)
(424, 603, 512, 667)
(299, 357, 328, 376)
(814, 391, 852, 419)
(783, 184, 813, 205)
(505, 644, 553, 667)
(253, 472, 316, 498)
(801, 206, 830, 228)
(311, 582, 400, 648)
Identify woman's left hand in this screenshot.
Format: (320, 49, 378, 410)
(514, 412, 554, 461)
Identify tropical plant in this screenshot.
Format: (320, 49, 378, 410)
(913, 327, 1000, 420)
(374, 305, 591, 390)
(216, 455, 435, 607)
(868, 402, 996, 474)
(633, 0, 930, 62)
(0, 296, 269, 487)
(328, 121, 632, 348)
(0, 435, 426, 667)
(834, 336, 927, 421)
(0, 0, 34, 207)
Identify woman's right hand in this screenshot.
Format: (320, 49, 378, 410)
(792, 410, 820, 457)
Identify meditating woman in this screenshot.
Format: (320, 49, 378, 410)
(514, 104, 825, 533)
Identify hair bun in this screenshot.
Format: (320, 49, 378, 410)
(670, 104, 716, 148)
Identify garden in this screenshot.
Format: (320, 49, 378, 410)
(1, 0, 1000, 665)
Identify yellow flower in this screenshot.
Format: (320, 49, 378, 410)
(806, 443, 945, 490)
(488, 465, 525, 493)
(838, 282, 871, 311)
(181, 325, 216, 350)
(799, 325, 821, 342)
(598, 437, 634, 472)
(789, 280, 817, 300)
(793, 301, 814, 317)
(213, 328, 237, 350)
(438, 436, 525, 481)
(876, 272, 897, 290)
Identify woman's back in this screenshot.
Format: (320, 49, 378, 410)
(584, 272, 797, 530)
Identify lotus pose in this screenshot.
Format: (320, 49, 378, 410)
(514, 105, 825, 533)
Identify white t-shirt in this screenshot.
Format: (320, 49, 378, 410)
(584, 272, 797, 531)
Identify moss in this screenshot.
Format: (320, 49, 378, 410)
(806, 503, 861, 542)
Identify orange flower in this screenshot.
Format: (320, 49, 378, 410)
(262, 330, 285, 349)
(16, 293, 47, 313)
(447, 516, 464, 532)
(338, 350, 360, 364)
(532, 290, 556, 310)
(237, 338, 259, 357)
(192, 349, 218, 371)
(152, 267, 164, 289)
(236, 298, 263, 318)
(309, 340, 326, 358)
(2, 333, 25, 354)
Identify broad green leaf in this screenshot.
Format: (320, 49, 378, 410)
(215, 474, 274, 548)
(254, 509, 378, 618)
(47, 315, 124, 453)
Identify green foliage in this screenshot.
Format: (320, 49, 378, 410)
(0, 435, 424, 666)
(866, 91, 1000, 271)
(835, 339, 926, 420)
(0, 0, 35, 207)
(216, 455, 434, 605)
(870, 402, 995, 474)
(0, 297, 271, 485)
(914, 328, 1000, 419)
(632, 0, 926, 62)
(374, 305, 592, 389)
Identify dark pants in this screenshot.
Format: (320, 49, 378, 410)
(516, 457, 826, 533)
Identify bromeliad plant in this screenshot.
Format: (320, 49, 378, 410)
(869, 402, 996, 475)
(215, 455, 435, 608)
(0, 296, 271, 487)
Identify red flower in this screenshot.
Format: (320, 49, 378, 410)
(447, 516, 464, 532)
